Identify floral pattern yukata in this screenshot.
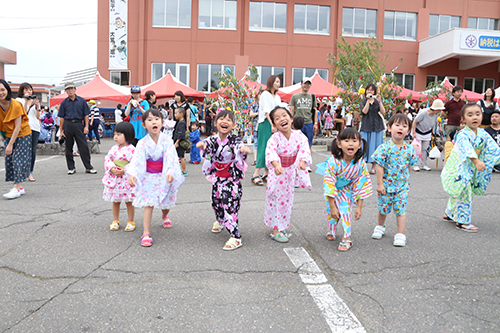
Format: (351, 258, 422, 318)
(127, 132, 184, 209)
(441, 127, 500, 225)
(201, 134, 248, 239)
(320, 157, 373, 238)
(102, 144, 135, 202)
(264, 130, 312, 231)
(371, 140, 417, 216)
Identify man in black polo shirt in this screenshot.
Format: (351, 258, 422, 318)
(59, 82, 97, 174)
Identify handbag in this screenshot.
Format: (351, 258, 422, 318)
(179, 139, 191, 151)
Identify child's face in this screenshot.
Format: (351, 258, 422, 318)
(272, 108, 292, 134)
(142, 114, 162, 135)
(175, 109, 183, 120)
(462, 105, 482, 130)
(337, 136, 362, 160)
(389, 120, 410, 141)
(216, 115, 235, 136)
(114, 132, 127, 146)
(490, 113, 500, 125)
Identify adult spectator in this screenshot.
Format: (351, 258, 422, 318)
(0, 79, 33, 199)
(477, 87, 499, 128)
(248, 91, 262, 166)
(87, 100, 100, 144)
(53, 105, 60, 141)
(145, 90, 158, 110)
(114, 103, 123, 124)
(251, 75, 281, 185)
(16, 82, 39, 182)
(359, 83, 386, 174)
(58, 82, 97, 174)
(170, 90, 189, 136)
(125, 85, 149, 146)
(186, 97, 199, 132)
(205, 102, 216, 136)
(290, 77, 318, 155)
(442, 86, 465, 139)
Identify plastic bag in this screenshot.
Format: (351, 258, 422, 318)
(411, 138, 422, 160)
(429, 146, 441, 159)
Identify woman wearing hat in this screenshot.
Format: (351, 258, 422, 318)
(125, 85, 149, 146)
(411, 99, 445, 171)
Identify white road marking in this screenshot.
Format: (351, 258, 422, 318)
(284, 247, 366, 333)
(0, 155, 59, 172)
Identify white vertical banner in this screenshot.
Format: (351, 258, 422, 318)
(109, 0, 128, 69)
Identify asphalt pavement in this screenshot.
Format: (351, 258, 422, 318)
(1, 137, 499, 332)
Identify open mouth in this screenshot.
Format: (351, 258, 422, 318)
(347, 148, 355, 154)
(397, 131, 403, 136)
(220, 124, 229, 130)
(152, 125, 158, 130)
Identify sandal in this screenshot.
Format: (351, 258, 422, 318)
(212, 221, 223, 233)
(110, 220, 120, 231)
(261, 175, 268, 183)
(28, 175, 36, 182)
(162, 215, 172, 228)
(141, 234, 153, 247)
(326, 232, 335, 241)
(456, 223, 478, 233)
(251, 176, 263, 186)
(443, 214, 454, 222)
(251, 161, 256, 166)
(124, 221, 135, 232)
(338, 240, 352, 251)
(270, 231, 289, 243)
(223, 237, 242, 250)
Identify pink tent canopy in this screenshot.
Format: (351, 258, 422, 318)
(141, 71, 205, 100)
(441, 79, 483, 101)
(397, 87, 426, 101)
(50, 72, 130, 106)
(277, 73, 340, 102)
(209, 75, 266, 98)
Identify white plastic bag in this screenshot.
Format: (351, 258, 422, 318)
(429, 146, 441, 159)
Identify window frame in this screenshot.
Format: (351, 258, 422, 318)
(110, 71, 130, 86)
(292, 68, 329, 85)
(255, 66, 285, 87)
(428, 14, 461, 37)
(249, 1, 287, 33)
(426, 75, 458, 88)
(342, 7, 377, 38)
(468, 17, 499, 30)
(198, 0, 237, 30)
(197, 64, 235, 92)
(389, 73, 415, 90)
(151, 63, 190, 86)
(152, 0, 192, 28)
(384, 11, 417, 41)
(464, 77, 495, 94)
(293, 4, 330, 35)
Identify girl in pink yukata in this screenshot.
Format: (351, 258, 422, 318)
(127, 109, 184, 247)
(197, 110, 251, 250)
(316, 128, 373, 251)
(265, 105, 312, 243)
(103, 122, 136, 232)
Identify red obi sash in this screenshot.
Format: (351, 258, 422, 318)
(279, 154, 297, 168)
(146, 159, 163, 174)
(214, 162, 232, 178)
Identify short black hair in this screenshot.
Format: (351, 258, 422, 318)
(387, 113, 411, 128)
(116, 103, 122, 109)
(187, 97, 194, 103)
(142, 108, 163, 124)
(293, 116, 304, 130)
(452, 85, 463, 94)
(18, 82, 33, 98)
(269, 105, 292, 125)
(114, 121, 135, 145)
(191, 121, 200, 130)
(175, 107, 186, 119)
(214, 110, 235, 123)
(331, 127, 366, 164)
(0, 79, 12, 100)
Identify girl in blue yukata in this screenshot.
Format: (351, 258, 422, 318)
(371, 113, 417, 247)
(441, 103, 500, 232)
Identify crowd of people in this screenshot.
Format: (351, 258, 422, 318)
(1, 78, 500, 251)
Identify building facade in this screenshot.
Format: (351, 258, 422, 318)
(97, 0, 500, 93)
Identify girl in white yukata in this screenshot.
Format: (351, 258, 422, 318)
(127, 109, 184, 247)
(316, 128, 373, 251)
(265, 105, 312, 243)
(103, 122, 136, 232)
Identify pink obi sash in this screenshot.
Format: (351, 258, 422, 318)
(146, 159, 163, 174)
(279, 154, 297, 168)
(214, 162, 232, 178)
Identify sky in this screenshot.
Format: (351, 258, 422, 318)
(1, 0, 98, 86)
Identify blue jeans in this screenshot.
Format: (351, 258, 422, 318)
(301, 123, 314, 147)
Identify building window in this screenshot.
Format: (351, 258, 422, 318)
(342, 8, 377, 37)
(426, 75, 457, 88)
(199, 0, 237, 30)
(151, 63, 189, 85)
(429, 14, 461, 37)
(294, 4, 330, 35)
(197, 64, 235, 92)
(384, 11, 417, 40)
(388, 73, 415, 90)
(110, 71, 130, 86)
(468, 17, 499, 30)
(249, 2, 287, 32)
(292, 68, 328, 84)
(152, 0, 191, 28)
(256, 66, 285, 87)
(464, 77, 495, 94)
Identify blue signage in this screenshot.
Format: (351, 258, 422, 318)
(478, 36, 500, 50)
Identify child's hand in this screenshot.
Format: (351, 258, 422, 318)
(241, 146, 251, 154)
(197, 141, 206, 150)
(166, 174, 173, 183)
(474, 160, 486, 172)
(354, 206, 362, 220)
(274, 165, 283, 175)
(129, 176, 137, 187)
(297, 160, 307, 171)
(377, 184, 386, 195)
(330, 206, 340, 221)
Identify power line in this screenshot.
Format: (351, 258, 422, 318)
(0, 22, 96, 31)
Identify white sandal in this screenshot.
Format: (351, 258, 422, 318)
(212, 221, 223, 233)
(223, 237, 242, 251)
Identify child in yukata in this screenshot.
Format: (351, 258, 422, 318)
(264, 105, 312, 243)
(189, 121, 201, 164)
(371, 113, 417, 247)
(316, 127, 373, 251)
(197, 110, 251, 251)
(127, 109, 184, 247)
(441, 103, 500, 232)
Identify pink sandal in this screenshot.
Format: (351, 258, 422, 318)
(162, 215, 172, 228)
(141, 234, 153, 247)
